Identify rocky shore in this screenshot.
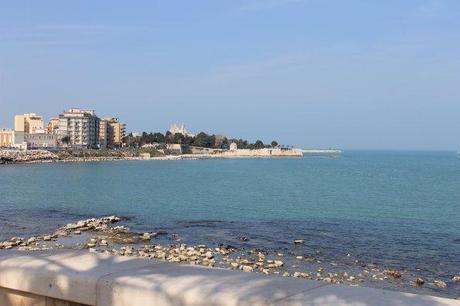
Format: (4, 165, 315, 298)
(0, 149, 304, 165)
(0, 149, 142, 164)
(1, 216, 459, 299)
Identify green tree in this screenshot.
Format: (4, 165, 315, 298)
(254, 140, 265, 149)
(61, 136, 71, 145)
(271, 141, 279, 148)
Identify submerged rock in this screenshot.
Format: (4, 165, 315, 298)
(414, 278, 425, 287)
(384, 269, 402, 278)
(434, 280, 447, 288)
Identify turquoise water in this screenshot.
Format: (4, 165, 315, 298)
(1, 151, 460, 296)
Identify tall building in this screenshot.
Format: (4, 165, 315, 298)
(57, 108, 100, 149)
(47, 117, 60, 134)
(14, 113, 44, 134)
(102, 117, 126, 148)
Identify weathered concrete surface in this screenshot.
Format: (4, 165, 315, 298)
(0, 287, 86, 306)
(0, 250, 459, 306)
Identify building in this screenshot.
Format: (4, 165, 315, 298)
(47, 117, 60, 134)
(57, 108, 100, 149)
(103, 117, 125, 148)
(14, 132, 58, 149)
(0, 129, 14, 147)
(99, 119, 108, 149)
(14, 113, 44, 134)
(229, 142, 238, 151)
(169, 124, 194, 137)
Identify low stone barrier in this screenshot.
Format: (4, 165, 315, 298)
(0, 250, 458, 306)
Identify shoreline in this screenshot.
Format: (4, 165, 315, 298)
(1, 152, 308, 165)
(1, 216, 458, 299)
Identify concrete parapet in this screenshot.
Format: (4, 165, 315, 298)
(0, 250, 459, 306)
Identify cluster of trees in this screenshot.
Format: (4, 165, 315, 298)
(123, 131, 279, 150)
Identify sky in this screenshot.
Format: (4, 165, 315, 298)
(0, 0, 459, 150)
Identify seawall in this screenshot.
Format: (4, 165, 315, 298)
(0, 250, 458, 306)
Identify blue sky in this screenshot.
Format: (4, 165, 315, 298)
(0, 0, 459, 150)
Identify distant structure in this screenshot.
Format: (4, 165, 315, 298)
(169, 123, 194, 137)
(47, 117, 60, 134)
(0, 129, 14, 147)
(100, 117, 126, 148)
(14, 113, 44, 134)
(57, 108, 100, 149)
(230, 142, 238, 151)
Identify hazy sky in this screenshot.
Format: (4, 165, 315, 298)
(0, 0, 459, 150)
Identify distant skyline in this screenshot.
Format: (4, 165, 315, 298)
(1, 0, 459, 150)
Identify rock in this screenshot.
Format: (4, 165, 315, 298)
(205, 252, 214, 259)
(141, 232, 152, 240)
(241, 265, 254, 272)
(434, 280, 447, 288)
(43, 236, 52, 241)
(296, 256, 304, 260)
(27, 237, 37, 244)
(274, 260, 284, 267)
(73, 230, 81, 235)
(414, 278, 425, 286)
(100, 240, 108, 246)
(294, 239, 304, 245)
(384, 269, 402, 278)
(452, 276, 460, 283)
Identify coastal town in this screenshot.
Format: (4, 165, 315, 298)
(0, 108, 305, 164)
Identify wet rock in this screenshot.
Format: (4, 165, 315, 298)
(384, 269, 402, 278)
(452, 276, 460, 283)
(43, 236, 52, 241)
(141, 232, 152, 240)
(241, 265, 254, 272)
(434, 280, 447, 288)
(274, 260, 284, 267)
(27, 237, 37, 244)
(294, 239, 305, 245)
(414, 278, 425, 287)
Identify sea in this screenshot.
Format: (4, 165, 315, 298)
(1, 151, 459, 297)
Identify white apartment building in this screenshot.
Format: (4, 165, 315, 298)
(58, 108, 100, 149)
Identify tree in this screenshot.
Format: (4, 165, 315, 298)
(193, 132, 214, 148)
(271, 141, 279, 148)
(254, 140, 265, 149)
(173, 133, 185, 144)
(61, 136, 71, 145)
(152, 132, 165, 143)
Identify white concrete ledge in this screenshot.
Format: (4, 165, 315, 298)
(0, 250, 459, 306)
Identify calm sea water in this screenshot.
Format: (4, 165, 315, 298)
(1, 151, 459, 296)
